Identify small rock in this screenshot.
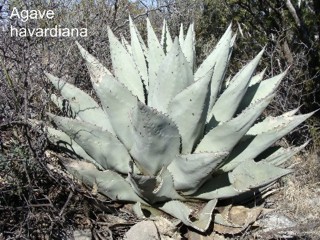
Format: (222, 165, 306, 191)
(124, 221, 160, 240)
(153, 217, 181, 240)
(258, 213, 296, 230)
(72, 229, 92, 240)
(256, 212, 297, 237)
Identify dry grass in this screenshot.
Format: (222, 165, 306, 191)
(1, 126, 319, 239)
(252, 151, 320, 240)
(284, 154, 320, 219)
(281, 152, 320, 237)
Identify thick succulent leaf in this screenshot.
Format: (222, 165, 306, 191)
(50, 94, 78, 119)
(262, 141, 309, 166)
(129, 16, 147, 52)
(159, 199, 217, 232)
(120, 34, 132, 55)
(131, 202, 146, 218)
(167, 69, 212, 153)
(128, 169, 183, 204)
(63, 160, 145, 203)
(48, 113, 132, 174)
(222, 111, 315, 171)
(225, 32, 236, 76)
(46, 126, 99, 167)
(192, 173, 241, 200)
(149, 38, 194, 112)
(195, 24, 233, 112)
(283, 107, 301, 117)
(132, 202, 171, 218)
(182, 23, 195, 70)
(222, 75, 232, 90)
(45, 72, 114, 134)
(208, 48, 264, 123)
(193, 159, 292, 199)
(238, 70, 288, 112)
(147, 18, 165, 103)
(76, 41, 137, 148)
(249, 68, 266, 86)
(44, 21, 313, 235)
(75, 41, 112, 77)
(130, 102, 181, 175)
(107, 26, 145, 102)
(80, 57, 137, 149)
(250, 70, 286, 102)
(179, 23, 184, 46)
(161, 19, 173, 54)
(229, 160, 292, 192)
(194, 24, 232, 81)
(96, 78, 137, 149)
(231, 182, 276, 205)
(247, 108, 305, 135)
(167, 152, 228, 194)
(50, 93, 64, 111)
(230, 32, 237, 47)
(129, 16, 149, 90)
(196, 94, 274, 153)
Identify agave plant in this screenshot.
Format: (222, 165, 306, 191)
(45, 17, 313, 232)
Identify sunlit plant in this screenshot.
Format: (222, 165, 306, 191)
(45, 17, 313, 231)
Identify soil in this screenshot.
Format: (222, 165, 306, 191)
(1, 128, 319, 239)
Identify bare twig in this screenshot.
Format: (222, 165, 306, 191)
(58, 190, 73, 217)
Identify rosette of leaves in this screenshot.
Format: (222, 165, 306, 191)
(45, 17, 313, 232)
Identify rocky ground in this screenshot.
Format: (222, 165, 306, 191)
(67, 152, 320, 240)
(1, 127, 319, 239)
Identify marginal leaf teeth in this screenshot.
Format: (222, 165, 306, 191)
(44, 18, 312, 233)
